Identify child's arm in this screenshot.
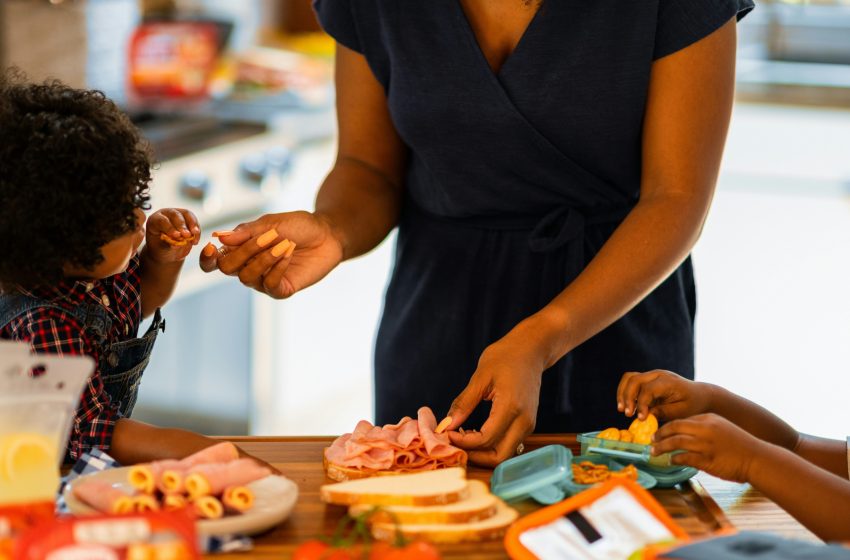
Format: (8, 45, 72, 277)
(139, 209, 201, 318)
(653, 414, 850, 542)
(111, 418, 280, 473)
(619, 370, 848, 477)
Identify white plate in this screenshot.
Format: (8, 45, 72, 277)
(63, 467, 298, 536)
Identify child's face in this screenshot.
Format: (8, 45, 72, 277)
(64, 208, 146, 280)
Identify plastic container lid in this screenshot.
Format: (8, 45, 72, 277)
(577, 431, 680, 469)
(636, 464, 698, 488)
(491, 444, 572, 504)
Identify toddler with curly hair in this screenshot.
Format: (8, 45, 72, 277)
(0, 69, 262, 466)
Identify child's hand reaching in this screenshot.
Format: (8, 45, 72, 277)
(617, 369, 713, 422)
(145, 209, 201, 263)
(651, 413, 767, 483)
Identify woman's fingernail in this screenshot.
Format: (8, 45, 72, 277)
(202, 243, 216, 257)
(212, 230, 234, 238)
(270, 239, 291, 257)
(257, 229, 278, 247)
(617, 402, 623, 411)
(283, 241, 296, 258)
(435, 416, 452, 434)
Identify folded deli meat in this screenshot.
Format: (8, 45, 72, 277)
(324, 407, 467, 481)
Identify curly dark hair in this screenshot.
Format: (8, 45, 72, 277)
(0, 68, 152, 291)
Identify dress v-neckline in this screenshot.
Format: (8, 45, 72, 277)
(453, 0, 545, 78)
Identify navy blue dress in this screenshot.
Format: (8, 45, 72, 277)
(313, 0, 753, 432)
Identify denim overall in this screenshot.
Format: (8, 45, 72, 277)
(0, 293, 164, 418)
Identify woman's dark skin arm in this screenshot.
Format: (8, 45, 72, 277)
(198, 45, 407, 297)
(618, 369, 849, 477)
(653, 414, 850, 542)
(446, 19, 740, 466)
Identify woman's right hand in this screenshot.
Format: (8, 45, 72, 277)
(616, 369, 714, 422)
(199, 210, 344, 299)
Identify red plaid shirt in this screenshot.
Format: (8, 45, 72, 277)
(0, 255, 142, 461)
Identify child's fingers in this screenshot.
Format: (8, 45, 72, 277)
(176, 209, 201, 242)
(160, 208, 193, 238)
(669, 451, 705, 470)
(618, 371, 652, 417)
(650, 433, 703, 456)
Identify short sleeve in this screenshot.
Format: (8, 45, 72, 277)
(654, 0, 755, 60)
(313, 0, 363, 54)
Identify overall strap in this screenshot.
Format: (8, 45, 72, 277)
(0, 292, 112, 346)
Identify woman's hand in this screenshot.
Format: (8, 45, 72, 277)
(445, 320, 548, 468)
(616, 369, 714, 422)
(199, 211, 344, 299)
(145, 208, 201, 264)
(651, 413, 768, 483)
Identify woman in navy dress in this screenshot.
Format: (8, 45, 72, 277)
(204, 0, 753, 466)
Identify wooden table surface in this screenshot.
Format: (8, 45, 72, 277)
(211, 435, 814, 559)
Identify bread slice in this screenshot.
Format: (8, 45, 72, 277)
(370, 498, 518, 544)
(349, 480, 498, 525)
(320, 467, 469, 507)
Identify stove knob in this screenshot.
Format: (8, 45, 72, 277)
(265, 146, 292, 175)
(240, 153, 267, 184)
(179, 170, 210, 200)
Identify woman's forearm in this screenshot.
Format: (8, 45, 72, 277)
(528, 191, 711, 369)
(748, 442, 850, 542)
(314, 156, 404, 261)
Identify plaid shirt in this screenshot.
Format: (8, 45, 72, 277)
(0, 255, 142, 461)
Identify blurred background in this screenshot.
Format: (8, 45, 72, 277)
(2, 0, 848, 439)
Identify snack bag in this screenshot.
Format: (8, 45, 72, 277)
(505, 478, 687, 560)
(13, 510, 198, 560)
(0, 343, 93, 505)
(0, 502, 55, 560)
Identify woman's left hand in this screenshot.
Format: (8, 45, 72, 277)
(445, 321, 547, 467)
(145, 208, 201, 263)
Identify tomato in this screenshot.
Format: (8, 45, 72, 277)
(324, 550, 358, 560)
(293, 540, 330, 560)
(402, 541, 441, 560)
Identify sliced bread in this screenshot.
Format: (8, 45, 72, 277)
(320, 467, 469, 507)
(323, 452, 406, 482)
(370, 498, 518, 544)
(349, 480, 498, 525)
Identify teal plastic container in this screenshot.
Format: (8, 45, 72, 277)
(562, 454, 657, 496)
(490, 444, 572, 505)
(577, 431, 698, 487)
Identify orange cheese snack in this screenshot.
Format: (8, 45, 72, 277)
(159, 232, 199, 247)
(193, 496, 224, 519)
(222, 486, 254, 513)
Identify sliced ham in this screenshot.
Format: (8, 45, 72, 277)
(73, 480, 134, 514)
(178, 442, 240, 469)
(324, 406, 468, 475)
(184, 458, 271, 498)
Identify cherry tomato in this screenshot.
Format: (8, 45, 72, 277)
(293, 540, 329, 560)
(402, 541, 441, 560)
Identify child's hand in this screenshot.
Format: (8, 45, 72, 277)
(651, 413, 766, 483)
(145, 209, 201, 263)
(617, 369, 713, 421)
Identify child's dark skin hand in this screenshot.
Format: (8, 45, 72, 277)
(145, 208, 201, 264)
(650, 413, 766, 483)
(616, 369, 713, 421)
(139, 209, 200, 317)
